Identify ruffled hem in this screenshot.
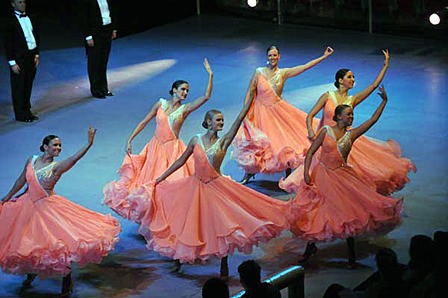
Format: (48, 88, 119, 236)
(232, 119, 305, 174)
(278, 177, 298, 194)
(126, 182, 155, 223)
(139, 223, 284, 264)
(290, 181, 403, 242)
(278, 164, 304, 193)
(280, 166, 416, 196)
(278, 139, 417, 196)
(104, 177, 155, 224)
(278, 149, 321, 193)
(374, 171, 414, 196)
(0, 194, 121, 277)
(104, 138, 194, 219)
(103, 160, 137, 218)
(349, 137, 417, 195)
(134, 174, 290, 263)
(1, 236, 119, 277)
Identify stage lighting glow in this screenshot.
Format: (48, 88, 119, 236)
(247, 0, 258, 8)
(429, 13, 441, 25)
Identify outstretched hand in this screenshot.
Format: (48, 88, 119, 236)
(11, 64, 20, 74)
(87, 126, 97, 145)
(203, 58, 213, 75)
(324, 46, 334, 57)
(382, 49, 390, 65)
(126, 142, 132, 154)
(377, 85, 388, 101)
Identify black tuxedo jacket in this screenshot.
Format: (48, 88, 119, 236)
(81, 0, 118, 38)
(4, 12, 40, 63)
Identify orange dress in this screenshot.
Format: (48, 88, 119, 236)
(103, 98, 194, 220)
(130, 135, 291, 263)
(280, 91, 416, 195)
(231, 67, 319, 174)
(0, 156, 120, 277)
(289, 127, 403, 242)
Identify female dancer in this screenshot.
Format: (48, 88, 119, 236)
(103, 58, 213, 220)
(232, 45, 333, 184)
(131, 85, 291, 277)
(291, 86, 403, 268)
(279, 50, 416, 195)
(0, 127, 120, 296)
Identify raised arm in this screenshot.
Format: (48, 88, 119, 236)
(283, 46, 334, 79)
(155, 136, 196, 184)
(244, 70, 258, 105)
(221, 84, 256, 150)
(350, 85, 388, 142)
(126, 101, 161, 153)
(306, 92, 329, 140)
(53, 127, 97, 176)
(303, 128, 326, 185)
(184, 58, 214, 113)
(351, 50, 389, 108)
(1, 158, 30, 203)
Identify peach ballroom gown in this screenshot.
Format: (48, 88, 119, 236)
(103, 98, 194, 221)
(0, 155, 120, 277)
(231, 67, 320, 174)
(279, 91, 416, 195)
(289, 126, 403, 242)
(129, 134, 292, 263)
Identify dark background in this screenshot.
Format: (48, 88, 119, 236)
(0, 0, 207, 51)
(0, 0, 202, 36)
(0, 0, 447, 52)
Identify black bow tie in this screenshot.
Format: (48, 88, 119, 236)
(18, 13, 27, 18)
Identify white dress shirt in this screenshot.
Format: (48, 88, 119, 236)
(9, 11, 37, 66)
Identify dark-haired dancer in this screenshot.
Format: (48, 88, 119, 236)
(232, 45, 333, 184)
(0, 127, 120, 296)
(103, 59, 213, 221)
(290, 86, 403, 268)
(131, 85, 291, 277)
(280, 50, 416, 195)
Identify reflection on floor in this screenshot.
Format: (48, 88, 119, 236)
(0, 13, 447, 298)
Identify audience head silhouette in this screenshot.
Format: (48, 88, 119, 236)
(238, 259, 261, 290)
(202, 277, 229, 298)
(237, 259, 281, 298)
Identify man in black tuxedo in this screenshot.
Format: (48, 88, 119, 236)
(81, 0, 118, 99)
(4, 0, 40, 122)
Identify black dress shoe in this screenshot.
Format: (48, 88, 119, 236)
(16, 117, 33, 122)
(30, 115, 39, 121)
(92, 93, 106, 99)
(104, 91, 114, 97)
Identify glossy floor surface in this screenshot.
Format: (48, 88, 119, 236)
(0, 13, 447, 298)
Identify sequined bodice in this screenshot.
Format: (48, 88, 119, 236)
(196, 134, 225, 176)
(31, 155, 59, 194)
(257, 67, 285, 100)
(318, 91, 354, 130)
(320, 126, 353, 168)
(259, 67, 284, 94)
(162, 99, 186, 129)
(154, 99, 184, 142)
